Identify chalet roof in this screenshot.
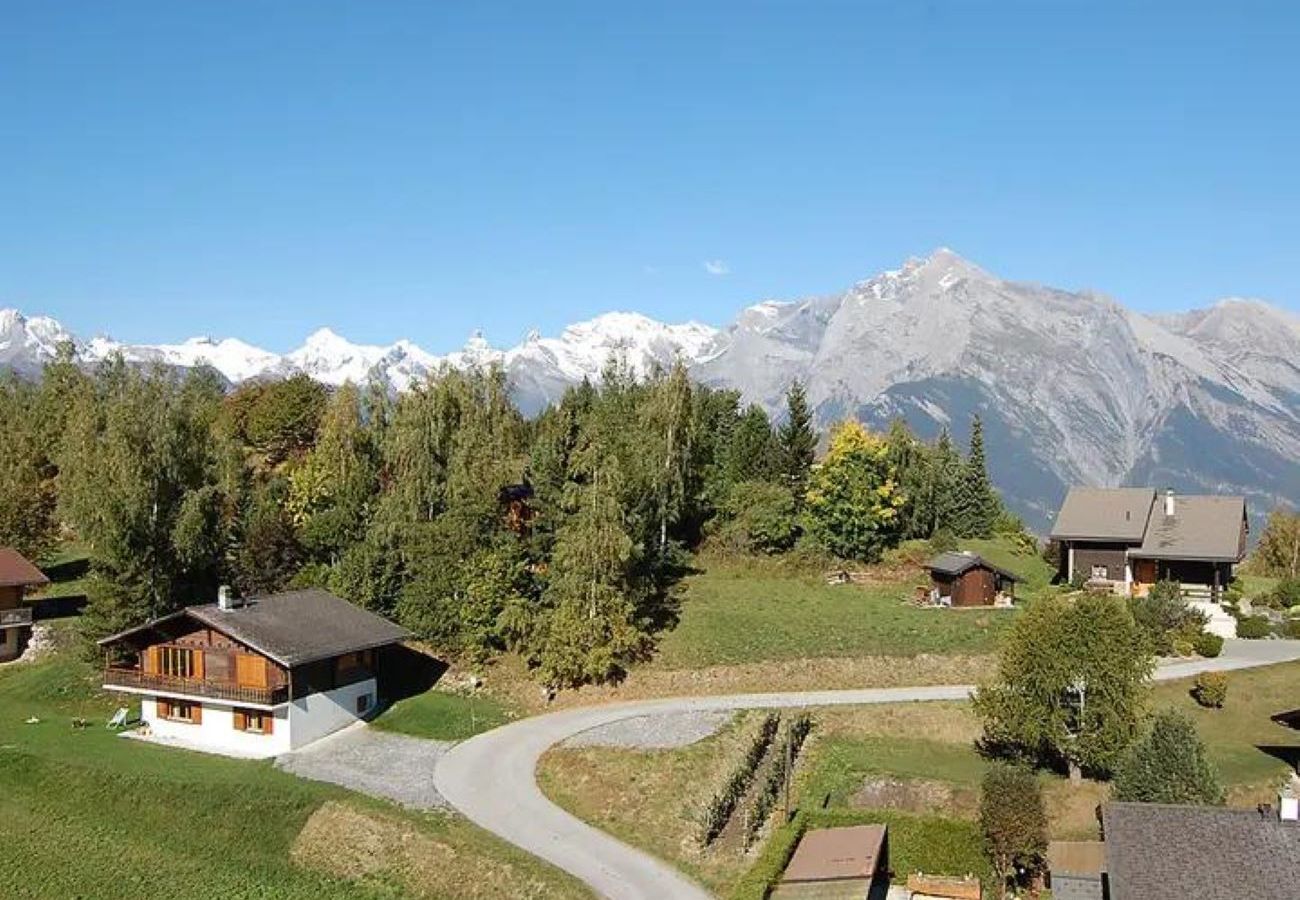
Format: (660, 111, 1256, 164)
(1102, 802, 1300, 900)
(98, 589, 410, 667)
(1129, 495, 1247, 562)
(780, 824, 886, 884)
(1049, 487, 1155, 542)
(0, 548, 49, 588)
(925, 551, 1020, 582)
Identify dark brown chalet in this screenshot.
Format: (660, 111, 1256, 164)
(99, 588, 409, 756)
(0, 548, 48, 663)
(1050, 487, 1247, 601)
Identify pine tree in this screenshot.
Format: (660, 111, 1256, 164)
(952, 416, 999, 538)
(931, 429, 964, 535)
(776, 381, 816, 504)
(724, 405, 778, 486)
(1114, 708, 1224, 805)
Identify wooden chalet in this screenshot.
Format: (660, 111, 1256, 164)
(0, 548, 48, 663)
(924, 551, 1019, 607)
(99, 588, 409, 757)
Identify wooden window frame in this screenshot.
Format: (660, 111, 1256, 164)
(157, 698, 201, 724)
(233, 707, 273, 735)
(158, 645, 198, 679)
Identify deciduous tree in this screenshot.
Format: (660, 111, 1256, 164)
(803, 421, 904, 562)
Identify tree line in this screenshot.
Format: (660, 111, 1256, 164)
(0, 347, 1012, 687)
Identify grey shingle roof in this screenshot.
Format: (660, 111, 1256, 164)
(99, 589, 410, 667)
(1103, 802, 1300, 900)
(925, 551, 1020, 582)
(1130, 495, 1247, 562)
(1049, 488, 1155, 541)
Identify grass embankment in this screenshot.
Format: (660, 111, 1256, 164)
(0, 626, 590, 900)
(371, 688, 517, 741)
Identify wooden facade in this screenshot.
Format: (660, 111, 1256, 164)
(931, 566, 1015, 607)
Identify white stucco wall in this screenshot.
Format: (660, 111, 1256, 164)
(140, 696, 291, 757)
(287, 677, 377, 749)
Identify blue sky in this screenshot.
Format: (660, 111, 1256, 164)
(2, 2, 1298, 352)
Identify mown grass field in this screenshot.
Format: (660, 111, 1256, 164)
(372, 688, 517, 741)
(0, 624, 589, 900)
(652, 537, 1053, 670)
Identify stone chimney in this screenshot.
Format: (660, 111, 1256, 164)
(1164, 489, 1176, 518)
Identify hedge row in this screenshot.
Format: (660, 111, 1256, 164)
(700, 712, 780, 845)
(743, 713, 814, 847)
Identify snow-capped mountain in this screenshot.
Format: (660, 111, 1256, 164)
(0, 308, 719, 412)
(4, 249, 1299, 528)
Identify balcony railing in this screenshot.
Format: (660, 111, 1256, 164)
(0, 607, 33, 628)
(103, 667, 288, 706)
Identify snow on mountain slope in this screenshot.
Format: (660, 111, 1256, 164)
(3, 251, 1298, 528)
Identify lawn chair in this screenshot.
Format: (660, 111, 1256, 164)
(106, 707, 129, 730)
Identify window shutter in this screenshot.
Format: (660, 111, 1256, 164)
(264, 713, 273, 736)
(157, 699, 170, 719)
(193, 649, 205, 680)
(146, 646, 160, 674)
(233, 709, 246, 731)
(191, 704, 202, 725)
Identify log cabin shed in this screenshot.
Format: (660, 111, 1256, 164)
(924, 551, 1019, 607)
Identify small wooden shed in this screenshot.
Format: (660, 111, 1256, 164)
(924, 552, 1019, 608)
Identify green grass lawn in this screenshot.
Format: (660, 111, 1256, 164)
(1152, 659, 1300, 786)
(371, 688, 517, 741)
(653, 537, 1052, 670)
(0, 625, 588, 899)
(801, 734, 988, 807)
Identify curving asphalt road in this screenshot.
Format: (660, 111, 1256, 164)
(432, 639, 1300, 900)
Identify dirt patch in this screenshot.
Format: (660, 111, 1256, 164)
(292, 801, 574, 899)
(850, 776, 978, 818)
(1044, 779, 1109, 841)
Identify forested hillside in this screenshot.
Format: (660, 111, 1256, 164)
(0, 347, 1019, 688)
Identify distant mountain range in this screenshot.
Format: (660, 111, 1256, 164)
(4, 249, 1299, 530)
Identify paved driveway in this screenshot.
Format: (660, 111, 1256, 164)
(276, 722, 451, 809)
(431, 639, 1300, 900)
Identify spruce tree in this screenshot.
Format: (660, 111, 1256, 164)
(955, 416, 999, 538)
(777, 380, 816, 504)
(1113, 708, 1224, 805)
(931, 428, 964, 535)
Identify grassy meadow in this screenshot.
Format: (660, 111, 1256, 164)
(0, 624, 589, 900)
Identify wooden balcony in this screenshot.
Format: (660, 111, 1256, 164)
(0, 607, 33, 628)
(103, 667, 288, 706)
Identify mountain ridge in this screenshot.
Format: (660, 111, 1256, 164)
(4, 250, 1297, 528)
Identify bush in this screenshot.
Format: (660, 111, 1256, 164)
(1285, 618, 1300, 639)
(1237, 615, 1272, 639)
(1275, 577, 1300, 609)
(1192, 672, 1228, 708)
(929, 528, 958, 554)
(717, 481, 800, 555)
(1114, 708, 1224, 805)
(1193, 631, 1223, 658)
(1130, 581, 1205, 654)
(1171, 638, 1195, 658)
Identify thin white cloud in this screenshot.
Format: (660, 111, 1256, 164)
(703, 259, 730, 276)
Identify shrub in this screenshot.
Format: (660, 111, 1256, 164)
(1285, 618, 1300, 639)
(1237, 615, 1272, 639)
(1171, 638, 1195, 658)
(1130, 581, 1205, 654)
(1192, 672, 1228, 709)
(980, 764, 1047, 895)
(1192, 631, 1223, 658)
(717, 481, 800, 555)
(1275, 577, 1300, 609)
(929, 528, 958, 554)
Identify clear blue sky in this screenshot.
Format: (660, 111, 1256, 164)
(2, 2, 1298, 352)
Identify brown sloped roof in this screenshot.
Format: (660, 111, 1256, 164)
(1049, 488, 1155, 541)
(1102, 802, 1300, 900)
(98, 589, 410, 667)
(781, 825, 886, 884)
(1129, 495, 1247, 562)
(0, 548, 50, 588)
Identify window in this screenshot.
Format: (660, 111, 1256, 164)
(234, 708, 271, 734)
(1091, 564, 1109, 580)
(158, 699, 199, 724)
(159, 646, 196, 678)
(356, 694, 373, 715)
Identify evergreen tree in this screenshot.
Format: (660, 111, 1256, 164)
(930, 428, 964, 536)
(537, 461, 646, 687)
(884, 418, 935, 540)
(724, 405, 778, 486)
(776, 380, 816, 503)
(956, 415, 999, 537)
(1113, 708, 1224, 805)
(0, 378, 59, 560)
